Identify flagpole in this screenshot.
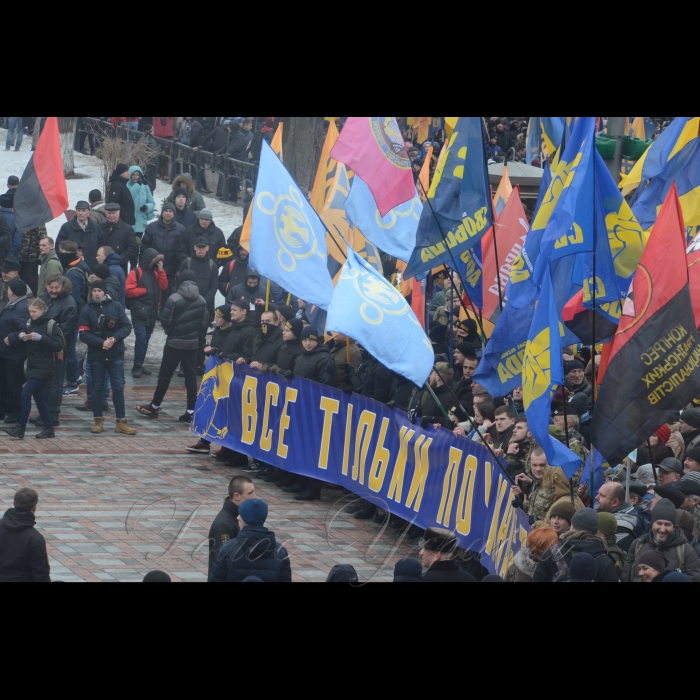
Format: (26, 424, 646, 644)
(265, 279, 270, 312)
(488, 177, 505, 314)
(589, 135, 598, 508)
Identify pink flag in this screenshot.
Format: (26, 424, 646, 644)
(331, 117, 415, 217)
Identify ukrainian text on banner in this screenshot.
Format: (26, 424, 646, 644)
(193, 361, 530, 576)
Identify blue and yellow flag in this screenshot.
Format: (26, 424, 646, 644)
(404, 117, 492, 280)
(250, 140, 334, 310)
(526, 117, 541, 166)
(540, 117, 565, 158)
(523, 267, 582, 478)
(327, 246, 434, 387)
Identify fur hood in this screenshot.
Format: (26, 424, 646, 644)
(170, 173, 195, 197)
(513, 548, 539, 578)
(140, 247, 165, 271)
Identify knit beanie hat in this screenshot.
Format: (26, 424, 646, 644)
(655, 425, 671, 444)
(143, 570, 172, 582)
(565, 359, 585, 373)
(455, 341, 476, 358)
(8, 279, 27, 297)
(93, 264, 111, 280)
(637, 549, 668, 574)
(681, 408, 700, 430)
(597, 512, 618, 538)
(115, 163, 129, 176)
(301, 325, 319, 342)
(569, 552, 597, 582)
(685, 447, 700, 464)
(393, 558, 422, 582)
(91, 280, 106, 292)
(162, 202, 176, 213)
(285, 318, 303, 339)
(549, 500, 576, 524)
(173, 187, 188, 199)
(571, 508, 599, 535)
(635, 464, 656, 486)
(215, 305, 230, 319)
(238, 498, 268, 527)
(651, 498, 678, 525)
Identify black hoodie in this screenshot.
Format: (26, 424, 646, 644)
(0, 508, 51, 582)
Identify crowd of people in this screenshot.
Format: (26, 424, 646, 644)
(0, 116, 696, 583)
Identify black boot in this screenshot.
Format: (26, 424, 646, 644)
(36, 428, 55, 439)
(282, 484, 303, 494)
(295, 490, 321, 501)
(276, 474, 298, 488)
(5, 425, 25, 439)
(353, 505, 377, 520)
(131, 365, 143, 378)
(141, 366, 152, 376)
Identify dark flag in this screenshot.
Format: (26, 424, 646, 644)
(592, 183, 700, 465)
(13, 117, 69, 232)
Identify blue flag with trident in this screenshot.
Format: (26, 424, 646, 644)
(327, 246, 434, 387)
(250, 140, 335, 310)
(522, 266, 582, 478)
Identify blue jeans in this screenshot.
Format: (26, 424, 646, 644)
(125, 121, 139, 131)
(90, 360, 125, 419)
(133, 324, 154, 367)
(84, 357, 110, 402)
(20, 378, 52, 429)
(65, 328, 79, 384)
(6, 117, 23, 149)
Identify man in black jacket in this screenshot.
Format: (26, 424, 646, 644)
(248, 307, 285, 371)
(0, 488, 51, 583)
(228, 271, 269, 324)
(101, 204, 138, 275)
(107, 163, 136, 227)
(421, 528, 476, 582)
(177, 209, 226, 266)
(217, 299, 257, 364)
(142, 203, 185, 302)
(78, 281, 136, 435)
(136, 269, 208, 422)
(55, 201, 105, 271)
(345, 347, 393, 403)
(0, 279, 29, 423)
(208, 476, 256, 574)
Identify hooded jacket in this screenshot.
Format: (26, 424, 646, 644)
(56, 216, 105, 272)
(107, 172, 136, 226)
(142, 215, 185, 278)
(78, 294, 133, 361)
(89, 200, 108, 227)
(173, 202, 197, 229)
(62, 256, 92, 308)
(0, 508, 51, 583)
(250, 323, 284, 366)
(621, 528, 700, 582)
(1, 207, 21, 259)
(505, 548, 540, 583)
(217, 317, 257, 362)
(160, 279, 208, 350)
(228, 277, 270, 323)
(126, 248, 168, 327)
(103, 252, 127, 307)
(533, 532, 619, 582)
(0, 295, 29, 360)
(41, 277, 77, 337)
(178, 254, 218, 312)
(208, 498, 240, 573)
(218, 249, 253, 299)
(101, 219, 138, 273)
(166, 174, 206, 214)
(346, 352, 393, 403)
(7, 309, 63, 381)
(208, 525, 292, 583)
(274, 338, 304, 373)
(293, 345, 338, 387)
(0, 211, 12, 259)
(177, 221, 226, 266)
(126, 166, 156, 234)
(38, 248, 64, 294)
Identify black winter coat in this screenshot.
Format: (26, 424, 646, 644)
(533, 535, 620, 583)
(420, 383, 453, 428)
(421, 560, 476, 583)
(178, 256, 218, 313)
(142, 217, 185, 277)
(8, 310, 63, 381)
(41, 279, 78, 336)
(200, 125, 230, 153)
(275, 339, 304, 372)
(160, 280, 208, 350)
(101, 220, 138, 272)
(55, 217, 105, 271)
(0, 508, 51, 583)
(107, 174, 136, 226)
(207, 325, 233, 356)
(218, 255, 252, 299)
(208, 498, 240, 573)
(79, 296, 133, 361)
(0, 212, 11, 258)
(347, 354, 393, 403)
(177, 222, 226, 266)
(174, 205, 197, 229)
(0, 296, 29, 360)
(228, 279, 271, 323)
(217, 318, 257, 362)
(294, 345, 338, 387)
(250, 324, 284, 366)
(208, 526, 292, 583)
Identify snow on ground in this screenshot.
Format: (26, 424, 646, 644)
(0, 128, 243, 367)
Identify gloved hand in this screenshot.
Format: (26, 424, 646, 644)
(209, 349, 218, 357)
(140, 205, 148, 212)
(343, 386, 353, 395)
(345, 363, 355, 377)
(283, 370, 294, 379)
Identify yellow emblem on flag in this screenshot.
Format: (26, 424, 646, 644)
(522, 326, 553, 408)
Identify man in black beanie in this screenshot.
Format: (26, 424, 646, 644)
(0, 276, 29, 423)
(564, 359, 592, 404)
(622, 498, 700, 582)
(678, 408, 700, 457)
(107, 163, 136, 227)
(420, 528, 476, 582)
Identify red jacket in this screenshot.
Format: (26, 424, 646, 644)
(125, 267, 169, 298)
(153, 117, 174, 139)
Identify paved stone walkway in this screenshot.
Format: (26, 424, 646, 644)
(0, 373, 417, 582)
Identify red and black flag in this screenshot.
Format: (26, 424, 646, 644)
(592, 183, 700, 465)
(13, 117, 68, 232)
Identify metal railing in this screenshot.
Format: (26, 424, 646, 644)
(74, 118, 258, 204)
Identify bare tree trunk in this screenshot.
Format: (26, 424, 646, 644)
(282, 117, 326, 195)
(32, 117, 43, 151)
(58, 117, 78, 176)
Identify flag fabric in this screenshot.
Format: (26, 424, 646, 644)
(411, 275, 427, 330)
(592, 184, 700, 465)
(522, 267, 583, 478)
(417, 144, 433, 202)
(326, 246, 434, 387)
(531, 161, 551, 222)
(458, 242, 484, 311)
(688, 233, 700, 327)
(629, 116, 646, 140)
(407, 117, 432, 144)
(404, 117, 492, 280)
(540, 117, 565, 158)
(345, 175, 421, 263)
(526, 117, 542, 166)
(310, 119, 340, 214)
(13, 117, 69, 232)
(620, 117, 698, 196)
(493, 165, 513, 217)
(250, 141, 334, 310)
(330, 117, 415, 217)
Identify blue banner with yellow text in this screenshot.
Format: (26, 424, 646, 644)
(193, 360, 530, 576)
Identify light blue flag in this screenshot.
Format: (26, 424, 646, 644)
(250, 140, 335, 310)
(327, 246, 434, 387)
(345, 175, 421, 263)
(522, 267, 582, 479)
(526, 118, 542, 166)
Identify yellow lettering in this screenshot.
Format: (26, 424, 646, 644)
(406, 436, 433, 512)
(352, 410, 376, 486)
(368, 417, 391, 493)
(241, 376, 258, 445)
(485, 478, 509, 558)
(259, 381, 279, 452)
(437, 447, 462, 526)
(341, 404, 354, 476)
(387, 427, 414, 503)
(456, 454, 478, 536)
(318, 396, 339, 470)
(276, 387, 298, 459)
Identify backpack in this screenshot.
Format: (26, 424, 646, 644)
(67, 266, 92, 305)
(27, 318, 65, 361)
